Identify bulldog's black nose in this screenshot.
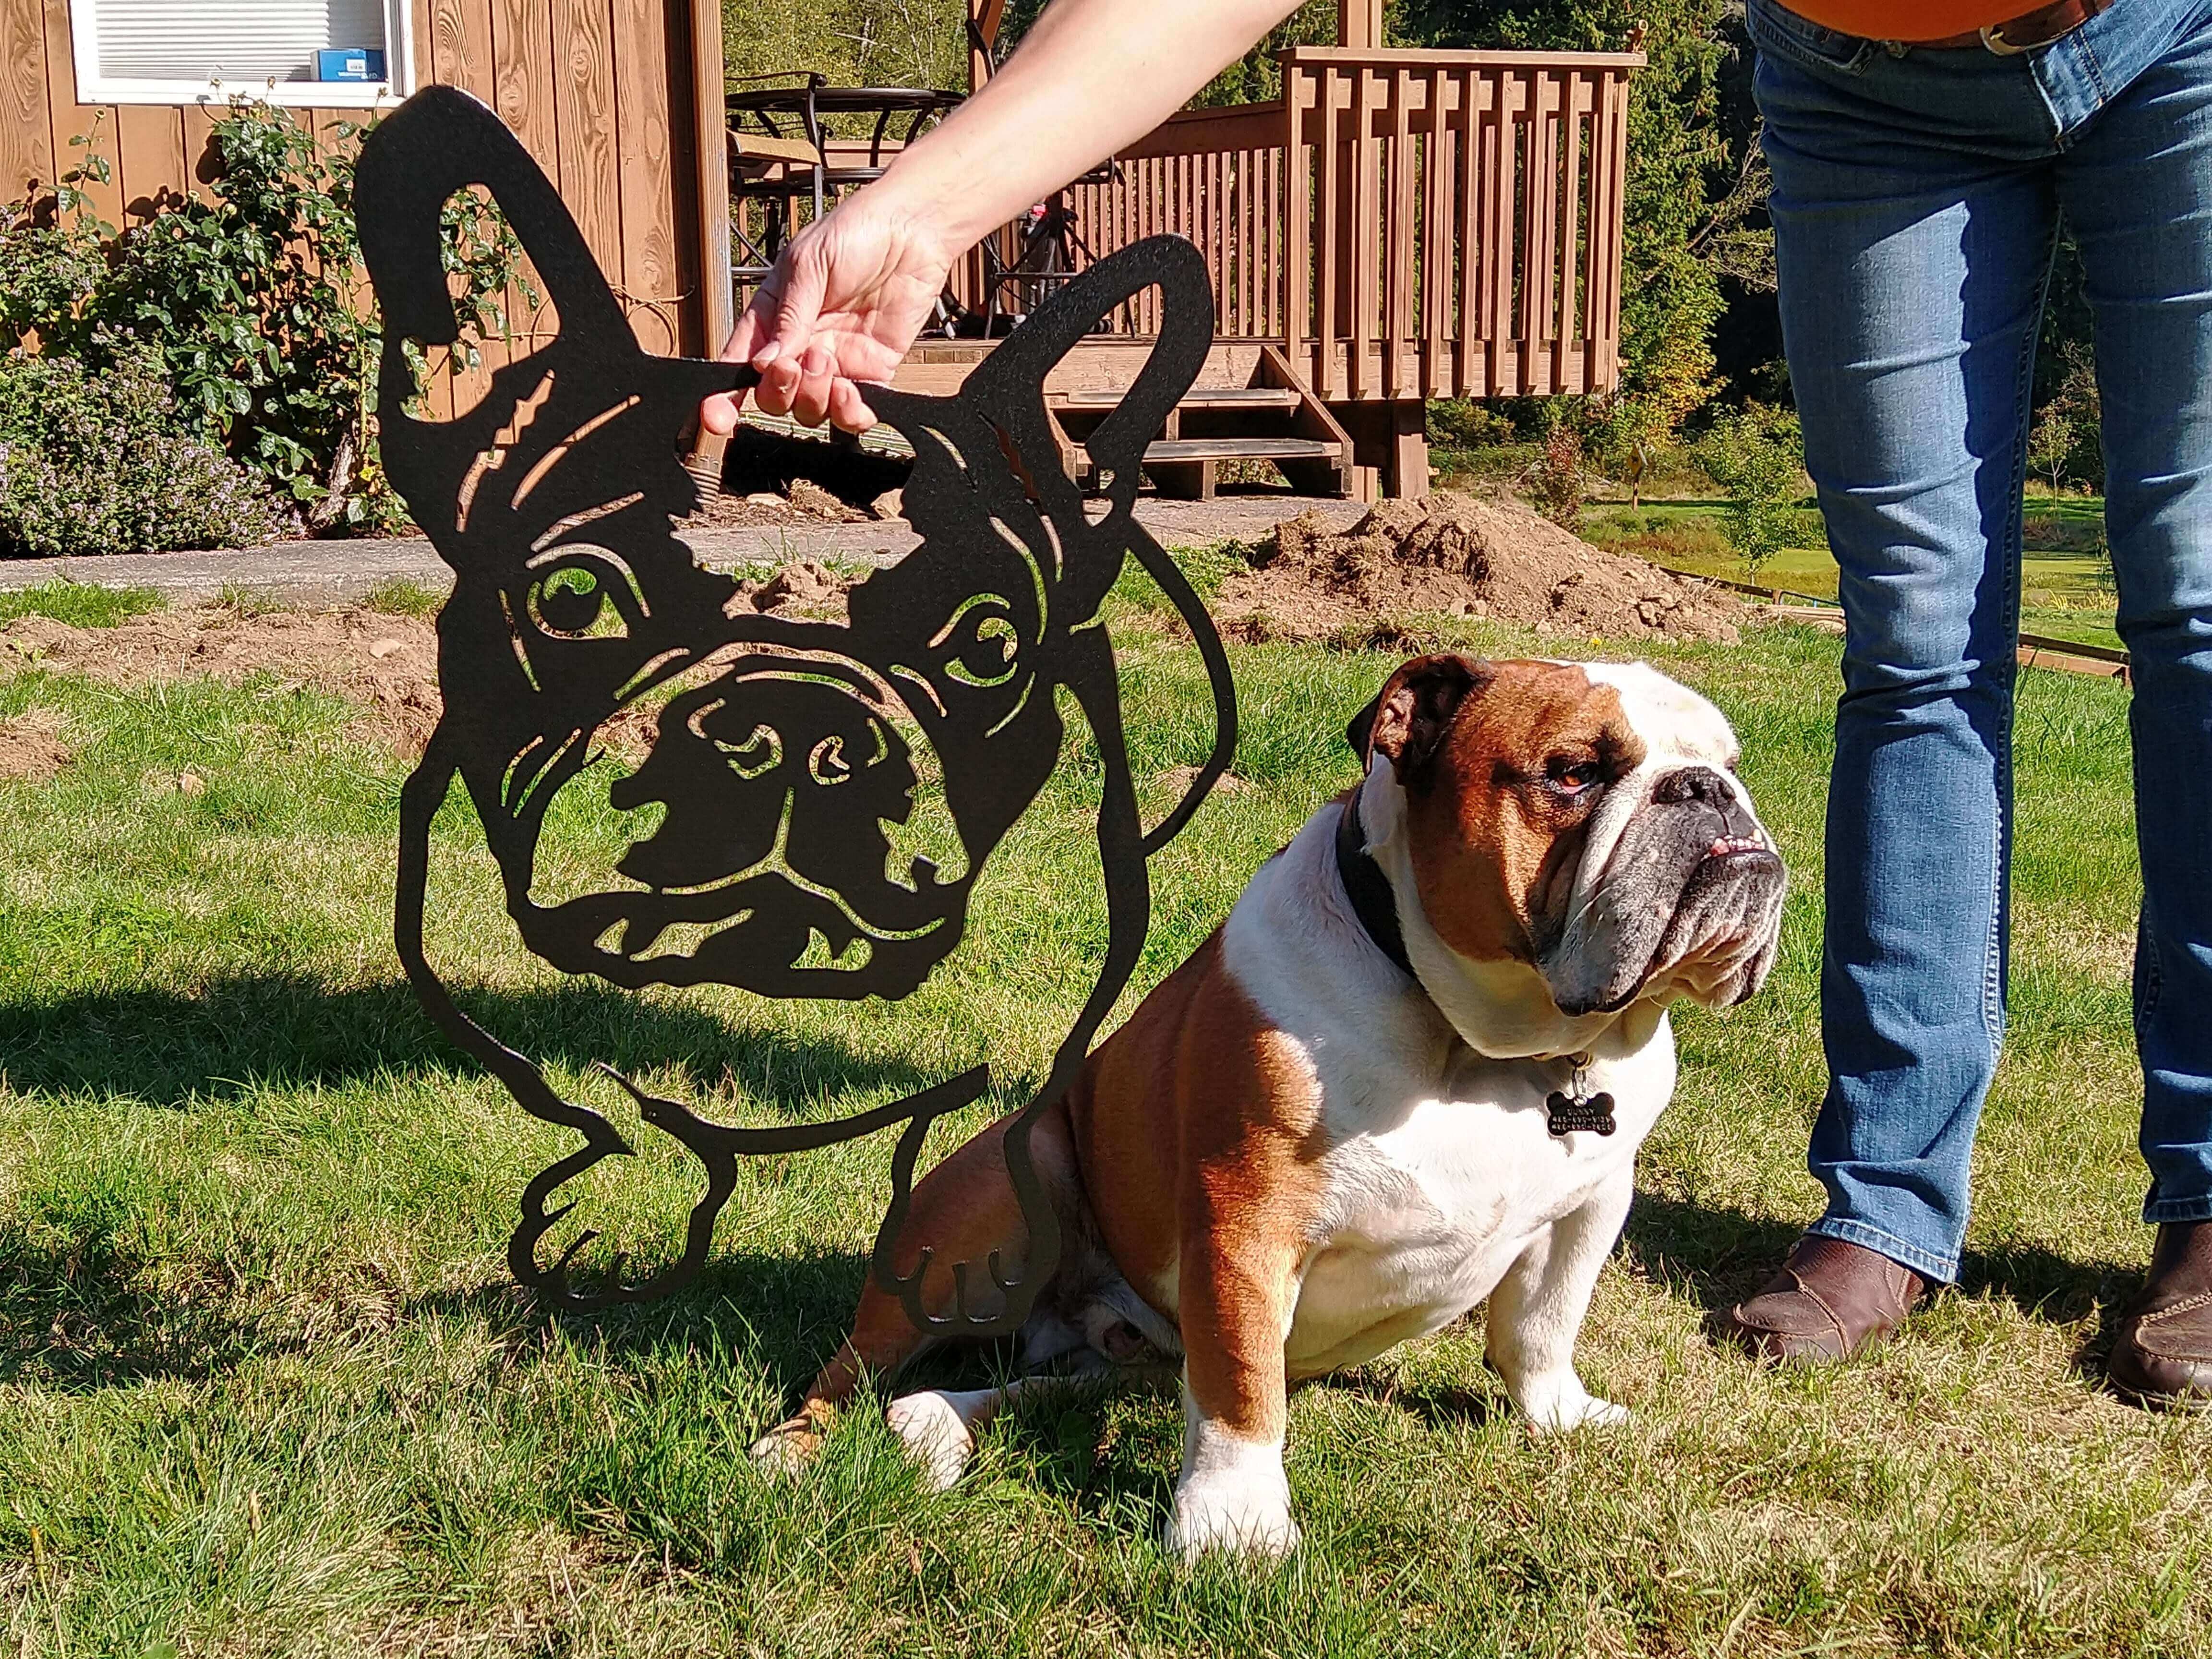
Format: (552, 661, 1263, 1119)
(1651, 766, 1731, 806)
(1654, 765, 1762, 840)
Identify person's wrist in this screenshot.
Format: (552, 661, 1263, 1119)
(861, 148, 1010, 263)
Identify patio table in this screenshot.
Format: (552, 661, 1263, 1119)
(727, 79, 962, 283)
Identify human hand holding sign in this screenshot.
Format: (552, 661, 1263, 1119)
(697, 0, 1308, 438)
(698, 196, 957, 434)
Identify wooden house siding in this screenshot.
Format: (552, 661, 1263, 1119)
(0, 0, 729, 370)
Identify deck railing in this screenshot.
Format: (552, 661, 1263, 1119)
(945, 46, 1639, 404)
(1063, 103, 1291, 341)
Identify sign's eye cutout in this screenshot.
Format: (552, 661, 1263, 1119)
(524, 547, 646, 641)
(932, 596, 1021, 688)
(709, 719, 782, 780)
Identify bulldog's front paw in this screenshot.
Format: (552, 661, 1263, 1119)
(1165, 1474, 1301, 1562)
(747, 1420, 824, 1479)
(1519, 1381, 1631, 1434)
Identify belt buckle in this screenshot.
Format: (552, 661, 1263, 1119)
(1979, 15, 2067, 53)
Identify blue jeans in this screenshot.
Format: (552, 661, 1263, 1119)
(1753, 0, 2212, 1282)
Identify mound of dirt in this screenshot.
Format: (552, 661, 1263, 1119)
(734, 559, 854, 615)
(0, 707, 70, 781)
(1216, 492, 1743, 647)
(1, 607, 441, 753)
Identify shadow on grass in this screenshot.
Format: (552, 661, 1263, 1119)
(404, 1247, 877, 1400)
(0, 972, 957, 1115)
(0, 1227, 878, 1398)
(1625, 1188, 2153, 1388)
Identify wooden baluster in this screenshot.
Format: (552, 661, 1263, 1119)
(1270, 136, 1286, 348)
(1556, 70, 1587, 392)
(1457, 67, 1483, 401)
(1314, 63, 1340, 399)
(1345, 64, 1362, 407)
(1385, 67, 1412, 401)
(1511, 70, 1532, 397)
(1599, 69, 1631, 390)
(1529, 69, 1563, 396)
(1433, 66, 1451, 405)
(1494, 72, 1515, 396)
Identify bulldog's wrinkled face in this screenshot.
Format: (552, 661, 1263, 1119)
(1355, 653, 1785, 1052)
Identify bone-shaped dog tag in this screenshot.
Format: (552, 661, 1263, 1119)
(1546, 1091, 1619, 1137)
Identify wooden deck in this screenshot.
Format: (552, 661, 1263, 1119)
(940, 48, 1642, 407)
(893, 335, 1356, 501)
(887, 44, 1642, 495)
(892, 337, 1275, 398)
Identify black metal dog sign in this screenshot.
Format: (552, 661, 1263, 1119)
(359, 87, 1234, 1332)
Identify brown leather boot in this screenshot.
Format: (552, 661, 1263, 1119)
(1715, 1235, 1925, 1363)
(2107, 1222, 2212, 1408)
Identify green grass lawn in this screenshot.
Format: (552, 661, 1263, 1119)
(1583, 496, 2126, 653)
(1, 575, 2205, 1655)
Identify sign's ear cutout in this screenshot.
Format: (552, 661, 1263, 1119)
(356, 85, 641, 421)
(955, 236, 1213, 524)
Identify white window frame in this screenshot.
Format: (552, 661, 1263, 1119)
(70, 0, 416, 110)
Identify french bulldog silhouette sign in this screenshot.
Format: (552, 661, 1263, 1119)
(359, 88, 1235, 1332)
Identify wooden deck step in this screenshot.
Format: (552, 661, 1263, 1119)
(1077, 436, 1343, 465)
(1057, 386, 1300, 409)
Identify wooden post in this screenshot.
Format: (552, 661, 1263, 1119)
(1386, 397, 1428, 499)
(691, 0, 733, 354)
(1337, 0, 1384, 49)
(969, 0, 1008, 91)
(685, 0, 733, 491)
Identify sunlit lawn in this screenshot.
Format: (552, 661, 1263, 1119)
(0, 567, 2203, 1655)
(1585, 494, 2124, 652)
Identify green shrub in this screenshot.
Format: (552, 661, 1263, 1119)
(1428, 399, 1519, 451)
(0, 350, 281, 556)
(1523, 422, 1590, 529)
(0, 102, 522, 539)
(1693, 404, 1808, 571)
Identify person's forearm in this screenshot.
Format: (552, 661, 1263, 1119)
(866, 0, 1305, 254)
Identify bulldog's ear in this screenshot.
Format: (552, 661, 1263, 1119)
(1350, 654, 1488, 785)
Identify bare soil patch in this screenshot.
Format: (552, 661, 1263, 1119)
(0, 706, 71, 781)
(2, 608, 443, 753)
(1217, 492, 1744, 648)
(733, 559, 857, 615)
(681, 423, 909, 529)
(0, 564, 864, 758)
(1154, 765, 1254, 799)
(683, 476, 874, 529)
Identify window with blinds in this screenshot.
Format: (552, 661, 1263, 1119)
(72, 0, 415, 106)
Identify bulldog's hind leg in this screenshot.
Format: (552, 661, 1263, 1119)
(748, 1101, 1076, 1479)
(1485, 1169, 1635, 1432)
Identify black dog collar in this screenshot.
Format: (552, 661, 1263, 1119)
(1334, 790, 1613, 1138)
(1334, 790, 1416, 981)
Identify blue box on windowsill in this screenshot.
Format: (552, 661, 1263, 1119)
(315, 48, 387, 83)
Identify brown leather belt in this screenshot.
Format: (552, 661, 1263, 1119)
(1921, 0, 2115, 52)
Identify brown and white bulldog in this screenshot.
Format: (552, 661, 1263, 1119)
(752, 653, 1787, 1559)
